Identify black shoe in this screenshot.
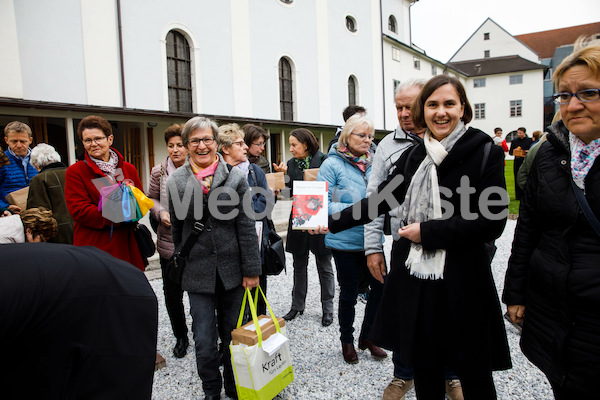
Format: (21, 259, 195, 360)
(322, 313, 333, 327)
(283, 309, 303, 321)
(173, 337, 189, 358)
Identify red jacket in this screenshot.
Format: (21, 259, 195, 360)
(65, 149, 146, 271)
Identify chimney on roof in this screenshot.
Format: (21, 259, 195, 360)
(474, 64, 481, 74)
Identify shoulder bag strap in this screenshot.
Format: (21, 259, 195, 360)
(570, 180, 600, 238)
(178, 164, 235, 258)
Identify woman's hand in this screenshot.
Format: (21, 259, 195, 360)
(367, 253, 387, 284)
(160, 210, 171, 228)
(8, 205, 21, 214)
(307, 225, 328, 235)
(507, 305, 525, 324)
(272, 162, 287, 173)
(243, 276, 260, 289)
(398, 223, 421, 243)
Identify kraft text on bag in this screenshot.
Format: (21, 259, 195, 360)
(230, 287, 294, 400)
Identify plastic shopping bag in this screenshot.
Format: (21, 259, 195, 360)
(230, 288, 294, 400)
(127, 183, 154, 216)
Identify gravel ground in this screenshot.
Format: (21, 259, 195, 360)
(151, 219, 553, 399)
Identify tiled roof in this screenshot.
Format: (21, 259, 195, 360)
(515, 22, 600, 59)
(447, 55, 546, 77)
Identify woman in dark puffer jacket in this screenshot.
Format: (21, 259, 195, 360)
(503, 37, 600, 399)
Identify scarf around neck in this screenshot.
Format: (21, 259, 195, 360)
(190, 157, 219, 194)
(336, 145, 372, 172)
(569, 133, 600, 190)
(294, 155, 311, 171)
(236, 159, 250, 176)
(401, 121, 467, 280)
(90, 149, 119, 178)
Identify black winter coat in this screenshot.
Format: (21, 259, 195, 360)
(285, 150, 331, 255)
(331, 127, 511, 374)
(503, 121, 600, 389)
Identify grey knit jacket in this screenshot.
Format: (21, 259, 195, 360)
(364, 126, 420, 255)
(167, 154, 261, 294)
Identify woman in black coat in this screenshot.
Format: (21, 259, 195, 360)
(273, 128, 335, 326)
(329, 75, 511, 399)
(503, 38, 600, 399)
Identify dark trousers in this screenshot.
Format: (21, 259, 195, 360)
(188, 277, 244, 397)
(331, 250, 383, 344)
(393, 352, 458, 380)
(160, 256, 188, 339)
(291, 251, 335, 313)
(414, 365, 496, 399)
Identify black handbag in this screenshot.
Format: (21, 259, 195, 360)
(134, 223, 156, 258)
(262, 219, 286, 275)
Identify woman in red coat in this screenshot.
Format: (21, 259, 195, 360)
(65, 115, 146, 271)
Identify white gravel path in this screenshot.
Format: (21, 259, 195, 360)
(151, 219, 553, 399)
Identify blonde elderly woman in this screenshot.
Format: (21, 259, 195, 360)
(503, 37, 600, 399)
(26, 143, 73, 244)
(0, 207, 57, 243)
(168, 117, 260, 400)
(147, 124, 189, 358)
(316, 114, 386, 364)
(219, 123, 273, 316)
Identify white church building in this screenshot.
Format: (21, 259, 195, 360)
(2, 0, 575, 186)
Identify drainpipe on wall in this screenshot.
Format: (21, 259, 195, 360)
(379, 0, 387, 128)
(116, 0, 127, 108)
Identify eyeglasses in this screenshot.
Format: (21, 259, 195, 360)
(351, 132, 375, 141)
(188, 137, 215, 147)
(252, 142, 265, 148)
(82, 136, 107, 145)
(232, 140, 246, 147)
(553, 89, 600, 105)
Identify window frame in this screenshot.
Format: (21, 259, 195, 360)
(510, 100, 522, 117)
(388, 15, 397, 33)
(474, 103, 486, 119)
(484, 50, 490, 58)
(166, 30, 193, 113)
(473, 78, 486, 88)
(484, 32, 490, 40)
(348, 75, 358, 106)
(346, 16, 357, 33)
(413, 57, 421, 70)
(279, 57, 294, 121)
(509, 74, 523, 85)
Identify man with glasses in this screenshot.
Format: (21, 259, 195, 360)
(243, 124, 271, 174)
(0, 121, 38, 213)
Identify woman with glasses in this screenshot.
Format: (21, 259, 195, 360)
(65, 115, 147, 271)
(273, 128, 335, 327)
(317, 114, 387, 364)
(219, 123, 273, 315)
(168, 117, 260, 400)
(243, 124, 271, 174)
(503, 37, 600, 399)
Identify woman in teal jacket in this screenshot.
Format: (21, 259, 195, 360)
(317, 114, 386, 364)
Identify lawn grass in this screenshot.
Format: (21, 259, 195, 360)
(505, 159, 520, 215)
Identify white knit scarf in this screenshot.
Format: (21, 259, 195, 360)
(401, 121, 467, 280)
